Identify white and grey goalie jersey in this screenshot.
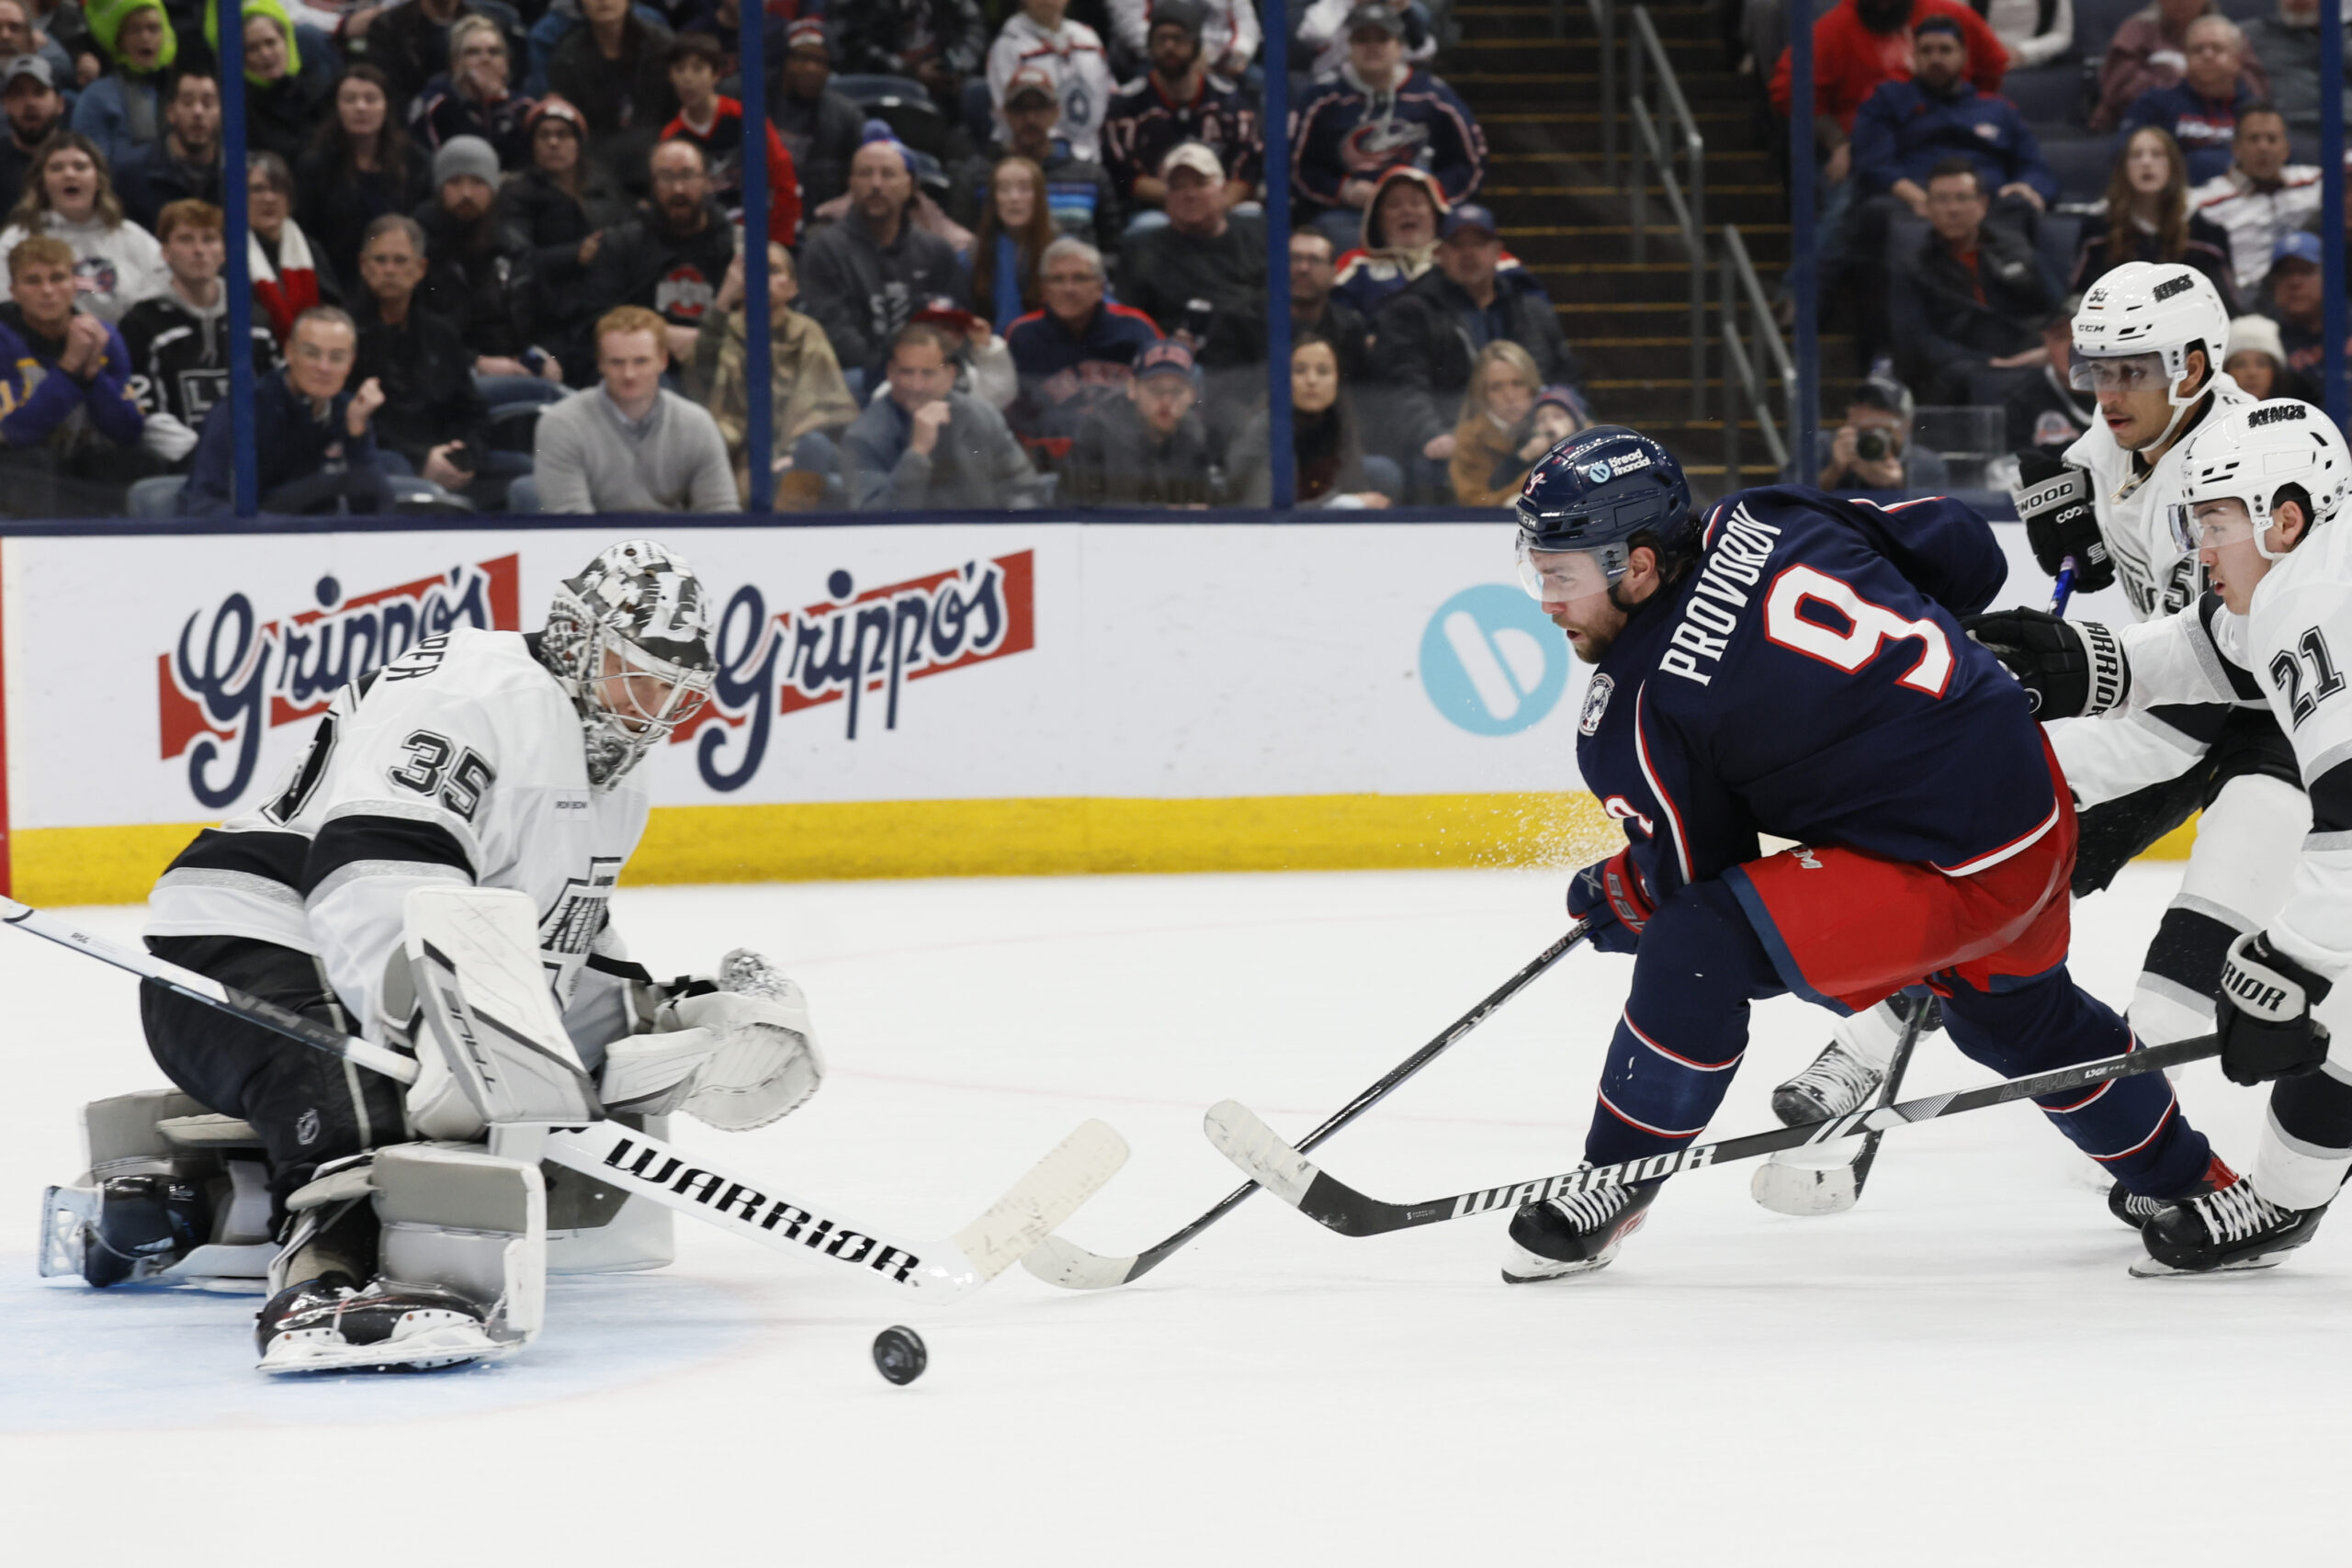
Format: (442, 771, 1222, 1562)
(146, 626, 650, 1045)
(2063, 371, 2255, 621)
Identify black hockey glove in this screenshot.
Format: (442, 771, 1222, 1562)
(1568, 847, 1653, 956)
(2008, 450, 2113, 594)
(1962, 608, 2131, 717)
(2216, 932, 2335, 1087)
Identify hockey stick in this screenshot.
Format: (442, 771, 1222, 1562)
(1201, 1032, 2219, 1239)
(3, 894, 1128, 1299)
(1023, 920, 1595, 1290)
(1749, 994, 1929, 1217)
(2051, 555, 2077, 615)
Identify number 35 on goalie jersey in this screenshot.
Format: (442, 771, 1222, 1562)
(147, 626, 651, 1043)
(1573, 487, 2056, 907)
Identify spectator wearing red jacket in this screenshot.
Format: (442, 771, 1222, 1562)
(660, 34, 802, 246)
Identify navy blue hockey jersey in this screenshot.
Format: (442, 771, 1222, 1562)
(1577, 486, 2053, 904)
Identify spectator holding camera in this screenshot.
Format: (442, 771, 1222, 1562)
(119, 198, 278, 468)
(1812, 377, 1949, 491)
(1062, 337, 1216, 506)
(801, 132, 966, 386)
(843, 319, 1042, 512)
(533, 303, 737, 512)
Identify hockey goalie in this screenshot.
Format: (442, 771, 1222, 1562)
(38, 539, 825, 1372)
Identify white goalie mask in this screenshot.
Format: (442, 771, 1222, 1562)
(540, 539, 717, 788)
(2167, 399, 2352, 562)
(2069, 262, 2230, 449)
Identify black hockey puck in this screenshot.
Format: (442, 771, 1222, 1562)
(872, 1325, 927, 1385)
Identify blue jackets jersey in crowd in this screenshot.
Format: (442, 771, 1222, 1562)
(1576, 487, 2053, 909)
(1849, 78, 2058, 204)
(0, 307, 141, 449)
(1290, 64, 1487, 215)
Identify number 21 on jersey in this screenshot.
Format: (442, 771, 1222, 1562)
(2272, 627, 2348, 728)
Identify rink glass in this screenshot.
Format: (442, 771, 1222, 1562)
(2069, 352, 2170, 394)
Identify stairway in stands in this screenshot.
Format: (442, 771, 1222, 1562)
(1442, 1, 1845, 500)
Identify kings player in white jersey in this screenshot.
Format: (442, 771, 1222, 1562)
(1765, 265, 2302, 1235)
(1976, 399, 2352, 1272)
(63, 540, 826, 1369)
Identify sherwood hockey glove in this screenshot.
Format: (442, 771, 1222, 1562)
(1568, 847, 1653, 955)
(2216, 932, 2334, 1087)
(2009, 450, 2113, 594)
(1962, 608, 2130, 717)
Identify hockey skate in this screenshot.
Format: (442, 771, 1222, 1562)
(2107, 1154, 2237, 1232)
(2131, 1180, 2330, 1277)
(255, 1273, 514, 1374)
(1770, 1041, 1885, 1124)
(1501, 1180, 1659, 1282)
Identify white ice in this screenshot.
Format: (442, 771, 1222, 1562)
(3, 865, 2346, 1564)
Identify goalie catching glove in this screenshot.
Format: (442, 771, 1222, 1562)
(2009, 450, 2113, 594)
(1962, 607, 2131, 718)
(600, 950, 825, 1129)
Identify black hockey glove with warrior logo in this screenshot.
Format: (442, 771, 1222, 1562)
(2216, 932, 2335, 1087)
(2009, 450, 2114, 594)
(1962, 607, 2131, 718)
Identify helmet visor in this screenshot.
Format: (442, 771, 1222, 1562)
(2069, 350, 2169, 394)
(2166, 497, 2258, 555)
(589, 635, 714, 739)
(1516, 538, 1619, 608)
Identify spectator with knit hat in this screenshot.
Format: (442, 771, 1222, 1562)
(74, 0, 174, 175)
(775, 17, 863, 210)
(800, 128, 965, 384)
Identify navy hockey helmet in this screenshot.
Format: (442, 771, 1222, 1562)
(1513, 425, 1695, 602)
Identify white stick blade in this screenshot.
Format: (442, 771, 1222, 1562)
(1202, 1100, 1316, 1206)
(951, 1120, 1129, 1281)
(1019, 1233, 1140, 1291)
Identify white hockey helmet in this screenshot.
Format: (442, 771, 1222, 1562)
(2069, 262, 2229, 412)
(2169, 399, 2352, 561)
(542, 539, 717, 787)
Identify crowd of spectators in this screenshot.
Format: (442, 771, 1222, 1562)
(1764, 0, 2352, 490)
(0, 0, 1577, 516)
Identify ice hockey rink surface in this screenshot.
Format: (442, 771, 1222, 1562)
(5, 865, 2345, 1564)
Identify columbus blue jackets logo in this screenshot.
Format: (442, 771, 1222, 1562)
(1578, 672, 1613, 735)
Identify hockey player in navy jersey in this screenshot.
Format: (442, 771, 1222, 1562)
(1505, 427, 2228, 1280)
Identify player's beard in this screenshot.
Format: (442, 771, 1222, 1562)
(1551, 600, 1628, 663)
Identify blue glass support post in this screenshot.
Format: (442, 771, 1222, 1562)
(1789, 0, 1817, 482)
(740, 0, 774, 511)
(1264, 11, 1295, 509)
(2324, 0, 2346, 430)
(220, 0, 257, 517)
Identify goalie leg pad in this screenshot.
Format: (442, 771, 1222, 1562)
(401, 886, 599, 1140)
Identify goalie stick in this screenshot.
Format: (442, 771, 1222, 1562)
(1023, 921, 1594, 1290)
(1202, 1032, 2220, 1239)
(4, 894, 1128, 1299)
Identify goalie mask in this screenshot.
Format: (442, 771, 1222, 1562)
(541, 540, 716, 788)
(2167, 398, 2352, 561)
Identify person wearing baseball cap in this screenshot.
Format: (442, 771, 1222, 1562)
(1367, 186, 1578, 499)
(1290, 0, 1484, 241)
(986, 0, 1117, 163)
(945, 61, 1122, 253)
(2266, 228, 2329, 378)
(0, 53, 64, 215)
(1117, 137, 1269, 405)
(1101, 0, 1263, 219)
(1062, 335, 1219, 506)
(776, 16, 865, 209)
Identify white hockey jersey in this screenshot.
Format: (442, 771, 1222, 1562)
(2053, 375, 2265, 807)
(2116, 519, 2352, 987)
(146, 627, 648, 1053)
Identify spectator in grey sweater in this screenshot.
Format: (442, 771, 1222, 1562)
(799, 133, 967, 384)
(843, 321, 1042, 510)
(532, 303, 739, 512)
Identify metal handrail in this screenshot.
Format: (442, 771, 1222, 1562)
(1625, 5, 1705, 420)
(1589, 0, 1615, 187)
(1719, 224, 1797, 486)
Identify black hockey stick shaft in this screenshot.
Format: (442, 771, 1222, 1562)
(0, 895, 421, 1083)
(1111, 921, 1593, 1281)
(1844, 995, 1930, 1199)
(1222, 1032, 2219, 1237)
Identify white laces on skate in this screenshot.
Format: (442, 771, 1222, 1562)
(2192, 1180, 2290, 1243)
(1781, 1043, 1883, 1116)
(1544, 1182, 1629, 1234)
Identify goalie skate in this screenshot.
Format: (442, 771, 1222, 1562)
(1500, 1180, 1658, 1282)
